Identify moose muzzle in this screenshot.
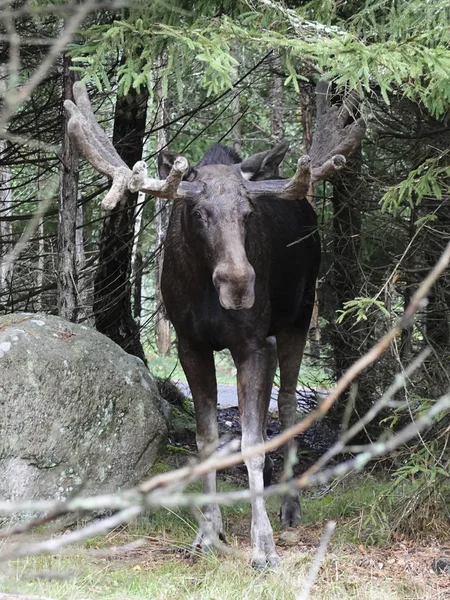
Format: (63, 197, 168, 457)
(212, 262, 255, 310)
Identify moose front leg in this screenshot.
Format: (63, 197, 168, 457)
(178, 339, 224, 551)
(232, 337, 279, 568)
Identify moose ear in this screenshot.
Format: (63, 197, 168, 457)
(158, 150, 180, 179)
(240, 140, 290, 181)
(158, 150, 195, 181)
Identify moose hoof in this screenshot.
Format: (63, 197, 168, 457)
(251, 532, 280, 570)
(251, 550, 280, 570)
(191, 505, 225, 557)
(191, 527, 226, 557)
(280, 494, 301, 529)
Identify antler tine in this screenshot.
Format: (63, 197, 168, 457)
(64, 98, 122, 179)
(338, 90, 361, 128)
(129, 157, 191, 198)
(311, 155, 346, 183)
(243, 155, 311, 200)
(275, 155, 311, 200)
(65, 83, 191, 210)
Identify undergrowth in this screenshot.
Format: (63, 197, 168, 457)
(0, 475, 447, 599)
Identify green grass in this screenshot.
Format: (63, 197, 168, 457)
(0, 542, 425, 600)
(148, 350, 237, 385)
(0, 476, 441, 600)
(148, 348, 333, 388)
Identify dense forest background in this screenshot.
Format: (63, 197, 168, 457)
(1, 0, 450, 532)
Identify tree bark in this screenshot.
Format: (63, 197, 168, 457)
(131, 192, 145, 325)
(0, 65, 13, 310)
(300, 81, 320, 353)
(75, 200, 90, 318)
(93, 85, 148, 362)
(0, 151, 12, 308)
(330, 160, 363, 380)
(270, 54, 284, 148)
(230, 42, 242, 156)
(57, 54, 79, 321)
(422, 196, 450, 395)
(154, 60, 171, 356)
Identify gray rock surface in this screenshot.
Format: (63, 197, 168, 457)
(0, 313, 168, 502)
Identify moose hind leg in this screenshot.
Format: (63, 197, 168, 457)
(178, 340, 224, 552)
(276, 327, 309, 529)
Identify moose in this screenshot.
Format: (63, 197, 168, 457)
(65, 81, 365, 567)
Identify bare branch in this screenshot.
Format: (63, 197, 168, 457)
(0, 0, 97, 132)
(303, 391, 450, 488)
(1, 243, 449, 562)
(0, 506, 141, 561)
(0, 178, 57, 278)
(297, 521, 336, 600)
(0, 388, 449, 560)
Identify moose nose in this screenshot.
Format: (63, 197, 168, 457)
(212, 263, 255, 310)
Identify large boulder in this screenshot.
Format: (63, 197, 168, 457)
(0, 313, 169, 502)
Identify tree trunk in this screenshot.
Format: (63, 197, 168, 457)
(131, 191, 145, 325)
(422, 197, 450, 396)
(75, 200, 90, 319)
(0, 65, 13, 310)
(35, 216, 45, 311)
(230, 44, 242, 157)
(0, 152, 12, 309)
(300, 81, 320, 354)
(399, 211, 415, 362)
(133, 246, 143, 321)
(57, 54, 79, 322)
(270, 53, 284, 148)
(330, 161, 363, 380)
(154, 60, 171, 356)
(93, 85, 148, 362)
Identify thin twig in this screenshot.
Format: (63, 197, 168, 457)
(301, 348, 431, 479)
(0, 506, 141, 561)
(297, 521, 336, 600)
(0, 0, 97, 131)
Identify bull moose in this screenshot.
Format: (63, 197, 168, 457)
(65, 81, 365, 567)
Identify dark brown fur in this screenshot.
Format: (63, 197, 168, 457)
(160, 144, 320, 566)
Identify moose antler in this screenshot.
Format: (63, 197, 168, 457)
(65, 81, 365, 208)
(64, 82, 191, 210)
(244, 80, 365, 200)
(310, 80, 366, 183)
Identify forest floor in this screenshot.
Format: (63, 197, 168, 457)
(1, 475, 450, 600)
(1, 458, 450, 599)
(1, 398, 450, 599)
